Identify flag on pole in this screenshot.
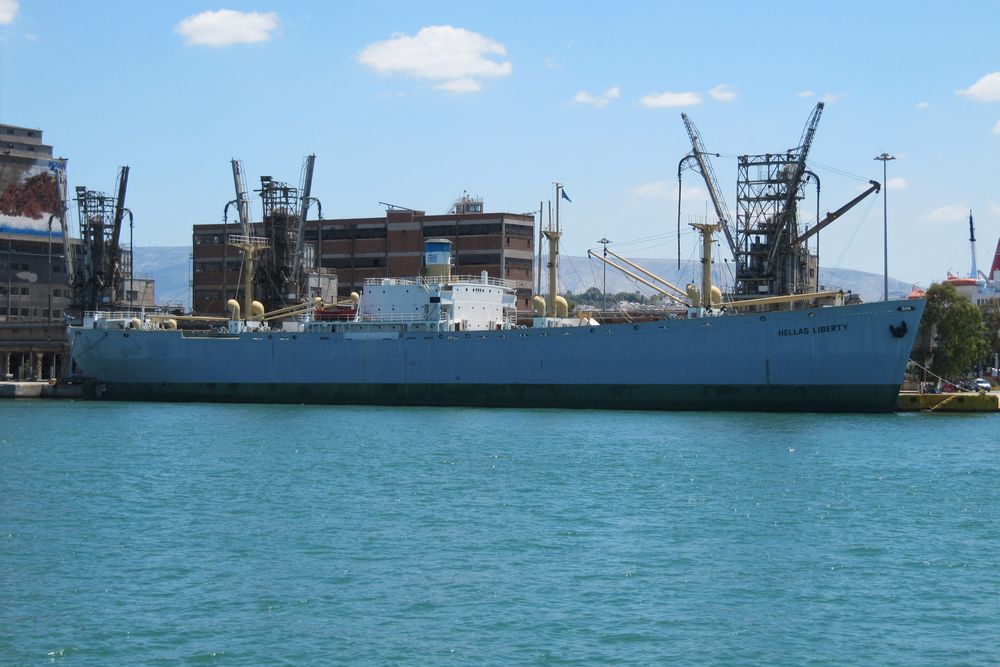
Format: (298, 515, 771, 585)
(561, 188, 572, 202)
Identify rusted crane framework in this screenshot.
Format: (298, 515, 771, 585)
(255, 174, 300, 308)
(72, 166, 131, 311)
(735, 152, 813, 295)
(251, 155, 317, 311)
(734, 103, 823, 296)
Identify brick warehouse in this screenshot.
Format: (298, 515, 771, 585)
(192, 196, 536, 315)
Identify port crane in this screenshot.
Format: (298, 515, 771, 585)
(224, 157, 328, 316)
(71, 166, 132, 312)
(728, 103, 880, 297)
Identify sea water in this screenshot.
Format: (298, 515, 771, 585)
(1, 401, 998, 666)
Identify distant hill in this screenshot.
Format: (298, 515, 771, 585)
(133, 247, 913, 312)
(133, 246, 190, 309)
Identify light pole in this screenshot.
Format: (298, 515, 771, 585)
(874, 153, 895, 301)
(599, 237, 612, 312)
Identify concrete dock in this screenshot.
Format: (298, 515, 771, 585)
(898, 391, 999, 412)
(0, 381, 84, 399)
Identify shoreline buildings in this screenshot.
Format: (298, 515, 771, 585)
(191, 193, 535, 315)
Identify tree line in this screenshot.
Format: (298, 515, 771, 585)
(912, 283, 1000, 381)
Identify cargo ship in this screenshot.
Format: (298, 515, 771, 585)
(70, 236, 924, 412)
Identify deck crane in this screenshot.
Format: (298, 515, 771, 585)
(765, 102, 824, 270)
(795, 180, 881, 245)
(680, 113, 738, 262)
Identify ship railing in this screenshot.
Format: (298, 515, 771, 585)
(227, 233, 269, 247)
(356, 312, 448, 323)
(83, 309, 150, 321)
(363, 275, 515, 289)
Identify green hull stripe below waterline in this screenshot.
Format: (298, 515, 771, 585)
(87, 381, 904, 412)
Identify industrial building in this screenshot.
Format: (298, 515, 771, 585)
(0, 123, 73, 379)
(0, 122, 154, 380)
(191, 193, 536, 315)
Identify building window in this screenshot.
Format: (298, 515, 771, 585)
(20, 308, 28, 316)
(20, 287, 30, 295)
(52, 288, 60, 297)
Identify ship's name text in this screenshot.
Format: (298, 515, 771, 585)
(777, 323, 848, 337)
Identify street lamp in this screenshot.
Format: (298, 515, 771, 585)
(874, 153, 895, 301)
(598, 237, 612, 312)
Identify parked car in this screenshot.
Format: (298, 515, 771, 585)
(972, 378, 992, 392)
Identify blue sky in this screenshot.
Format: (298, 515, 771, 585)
(2, 1, 999, 289)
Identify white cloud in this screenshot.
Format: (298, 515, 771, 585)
(957, 72, 1000, 102)
(887, 177, 908, 190)
(0, 0, 18, 25)
(796, 90, 815, 98)
(682, 185, 707, 201)
(631, 181, 704, 200)
(639, 91, 702, 108)
(922, 203, 969, 223)
(709, 84, 737, 102)
(631, 181, 671, 198)
(544, 57, 559, 70)
(994, 120, 1000, 135)
(175, 10, 278, 47)
(435, 77, 482, 93)
(989, 202, 1000, 216)
(358, 25, 511, 94)
(573, 86, 621, 108)
(820, 92, 846, 103)
(914, 101, 929, 109)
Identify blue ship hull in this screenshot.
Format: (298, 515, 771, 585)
(69, 299, 924, 412)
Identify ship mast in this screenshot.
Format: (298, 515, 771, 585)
(968, 210, 978, 279)
(543, 183, 566, 317)
(690, 222, 721, 309)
